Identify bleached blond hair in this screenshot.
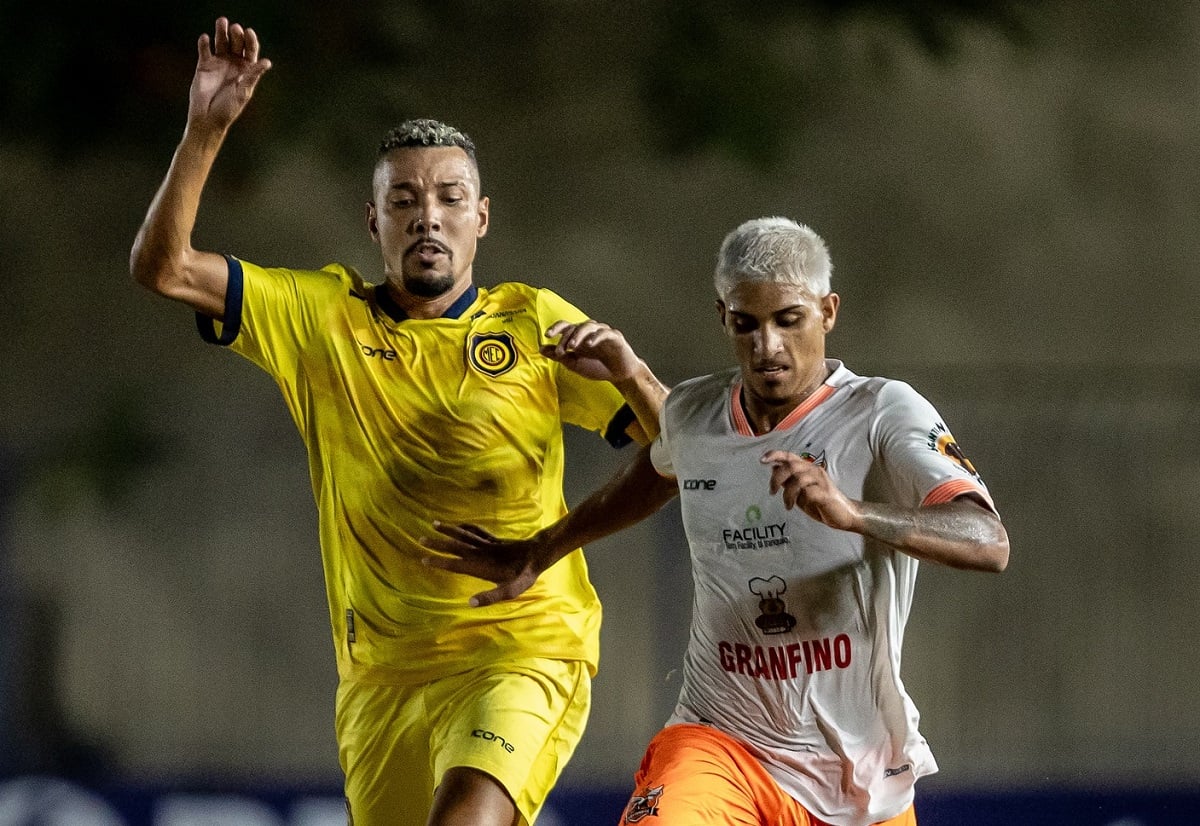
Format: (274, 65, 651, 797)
(714, 217, 832, 300)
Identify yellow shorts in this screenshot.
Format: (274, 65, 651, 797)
(621, 723, 917, 826)
(336, 657, 590, 826)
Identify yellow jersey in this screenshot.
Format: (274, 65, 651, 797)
(199, 257, 633, 683)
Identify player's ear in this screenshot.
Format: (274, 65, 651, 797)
(366, 202, 379, 240)
(716, 299, 727, 327)
(476, 195, 489, 238)
(821, 293, 839, 333)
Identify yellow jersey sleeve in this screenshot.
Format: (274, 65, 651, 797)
(533, 286, 633, 443)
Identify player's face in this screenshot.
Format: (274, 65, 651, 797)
(368, 147, 489, 298)
(718, 280, 839, 414)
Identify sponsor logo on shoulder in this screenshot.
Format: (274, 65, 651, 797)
(927, 421, 979, 478)
(682, 478, 716, 491)
(884, 763, 912, 778)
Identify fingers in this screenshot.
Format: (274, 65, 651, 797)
(470, 576, 536, 608)
(242, 25, 260, 62)
(213, 17, 230, 54)
(469, 586, 509, 608)
(760, 450, 793, 465)
(761, 452, 794, 497)
(221, 19, 246, 58)
(544, 319, 572, 339)
(206, 17, 270, 67)
(760, 451, 819, 509)
(420, 542, 536, 608)
(758, 452, 858, 528)
(544, 320, 623, 355)
(432, 520, 497, 544)
(417, 521, 541, 607)
(421, 553, 492, 580)
(418, 523, 493, 558)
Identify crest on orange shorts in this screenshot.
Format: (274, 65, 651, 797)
(623, 784, 663, 822)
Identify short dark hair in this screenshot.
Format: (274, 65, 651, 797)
(377, 119, 477, 165)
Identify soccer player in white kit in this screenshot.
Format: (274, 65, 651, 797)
(424, 216, 1010, 826)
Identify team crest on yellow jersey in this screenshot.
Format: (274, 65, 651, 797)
(468, 332, 518, 376)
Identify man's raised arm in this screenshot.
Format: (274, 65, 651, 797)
(129, 17, 272, 318)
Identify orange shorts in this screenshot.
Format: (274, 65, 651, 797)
(619, 723, 917, 826)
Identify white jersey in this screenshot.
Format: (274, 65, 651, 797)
(650, 359, 996, 826)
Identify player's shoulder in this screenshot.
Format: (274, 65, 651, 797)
(665, 368, 738, 412)
(675, 368, 737, 394)
(487, 281, 591, 324)
(484, 281, 544, 303)
(830, 361, 922, 404)
(241, 258, 365, 294)
(311, 262, 368, 292)
(872, 375, 929, 408)
(477, 281, 541, 309)
(471, 282, 548, 327)
(845, 372, 936, 424)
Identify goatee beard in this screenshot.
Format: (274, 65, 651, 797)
(403, 271, 455, 298)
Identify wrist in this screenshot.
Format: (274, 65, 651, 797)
(181, 121, 230, 154)
(532, 524, 571, 570)
(612, 358, 651, 389)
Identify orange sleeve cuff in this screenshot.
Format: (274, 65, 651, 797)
(921, 478, 995, 513)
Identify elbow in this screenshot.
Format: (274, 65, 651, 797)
(130, 238, 184, 298)
(983, 543, 1009, 573)
(980, 527, 1010, 573)
(129, 238, 161, 292)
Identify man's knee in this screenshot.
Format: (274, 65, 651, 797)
(428, 766, 519, 826)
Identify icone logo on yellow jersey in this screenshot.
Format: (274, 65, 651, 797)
(468, 332, 518, 376)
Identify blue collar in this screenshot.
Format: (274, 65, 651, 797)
(375, 282, 479, 322)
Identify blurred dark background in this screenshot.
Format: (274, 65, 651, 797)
(2, 0, 1198, 823)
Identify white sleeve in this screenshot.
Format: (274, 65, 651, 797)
(872, 380, 996, 512)
(649, 403, 676, 478)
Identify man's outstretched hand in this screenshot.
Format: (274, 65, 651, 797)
(420, 522, 554, 607)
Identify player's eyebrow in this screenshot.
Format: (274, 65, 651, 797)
(728, 304, 806, 317)
(387, 179, 470, 191)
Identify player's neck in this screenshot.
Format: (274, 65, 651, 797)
(742, 365, 831, 434)
(385, 276, 475, 320)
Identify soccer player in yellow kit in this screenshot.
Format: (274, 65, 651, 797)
(129, 18, 667, 826)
